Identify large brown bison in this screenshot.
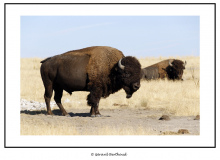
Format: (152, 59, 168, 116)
(141, 59, 187, 80)
(40, 46, 141, 117)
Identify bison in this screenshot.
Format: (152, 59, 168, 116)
(141, 59, 187, 80)
(40, 46, 141, 117)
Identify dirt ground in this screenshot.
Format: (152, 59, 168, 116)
(20, 107, 200, 135)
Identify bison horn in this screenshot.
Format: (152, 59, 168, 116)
(118, 58, 125, 70)
(183, 61, 187, 67)
(169, 60, 173, 67)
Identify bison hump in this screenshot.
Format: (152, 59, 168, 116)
(86, 47, 124, 89)
(40, 57, 52, 63)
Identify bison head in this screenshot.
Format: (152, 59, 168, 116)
(118, 57, 141, 98)
(168, 60, 187, 80)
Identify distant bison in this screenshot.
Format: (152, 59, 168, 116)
(141, 59, 187, 80)
(40, 46, 141, 117)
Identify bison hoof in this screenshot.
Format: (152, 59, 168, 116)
(65, 114, 71, 117)
(91, 114, 102, 117)
(47, 113, 54, 116)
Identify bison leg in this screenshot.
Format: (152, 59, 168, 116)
(54, 86, 70, 117)
(44, 83, 54, 115)
(89, 102, 101, 117)
(87, 92, 101, 117)
(94, 102, 101, 117)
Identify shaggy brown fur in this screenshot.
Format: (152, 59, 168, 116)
(60, 46, 124, 97)
(148, 59, 175, 78)
(61, 46, 124, 79)
(86, 46, 124, 97)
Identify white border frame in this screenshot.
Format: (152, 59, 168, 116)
(5, 4, 215, 147)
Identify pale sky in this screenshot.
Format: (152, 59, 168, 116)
(21, 16, 199, 58)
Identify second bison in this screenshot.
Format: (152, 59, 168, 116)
(40, 46, 141, 117)
(141, 59, 187, 80)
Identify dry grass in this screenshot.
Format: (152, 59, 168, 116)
(20, 117, 156, 135)
(20, 56, 200, 115)
(21, 120, 80, 135)
(20, 56, 200, 135)
(21, 124, 156, 135)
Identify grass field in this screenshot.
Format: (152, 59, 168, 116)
(20, 56, 200, 135)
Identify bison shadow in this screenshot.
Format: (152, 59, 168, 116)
(20, 110, 47, 115)
(20, 109, 91, 117)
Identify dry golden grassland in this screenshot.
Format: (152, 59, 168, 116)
(20, 117, 156, 135)
(20, 56, 200, 135)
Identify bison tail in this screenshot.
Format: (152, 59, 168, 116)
(40, 57, 52, 63)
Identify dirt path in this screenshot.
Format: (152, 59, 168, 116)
(20, 108, 200, 135)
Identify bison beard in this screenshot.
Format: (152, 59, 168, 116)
(40, 46, 141, 117)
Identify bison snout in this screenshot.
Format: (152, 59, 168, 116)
(133, 83, 140, 90)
